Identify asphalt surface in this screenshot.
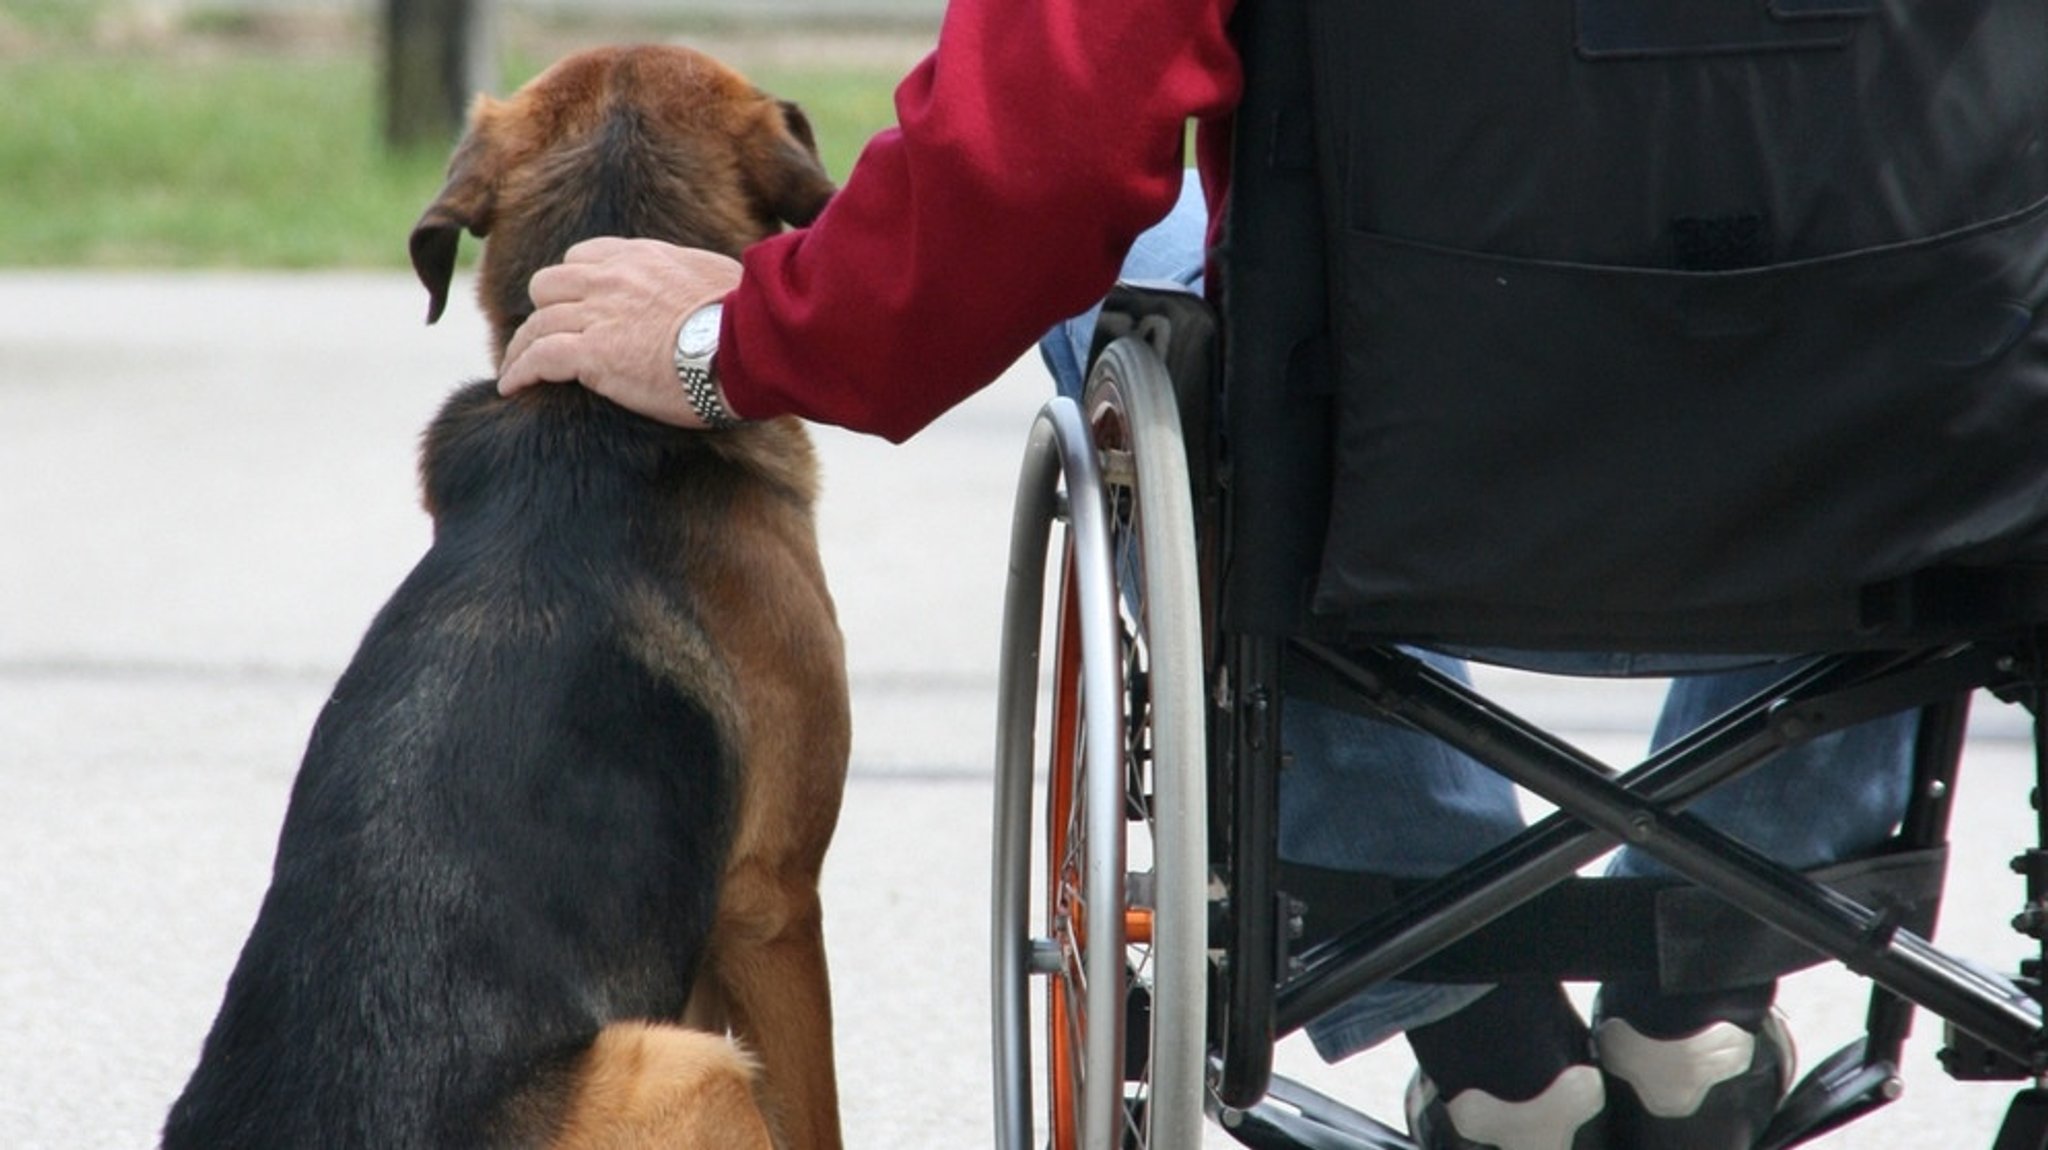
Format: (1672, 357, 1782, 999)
(1, 270, 2040, 1147)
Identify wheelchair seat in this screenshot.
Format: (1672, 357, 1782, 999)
(991, 3, 2048, 1148)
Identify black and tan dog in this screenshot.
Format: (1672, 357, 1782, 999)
(163, 45, 848, 1149)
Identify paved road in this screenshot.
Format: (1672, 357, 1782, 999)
(0, 271, 2039, 1147)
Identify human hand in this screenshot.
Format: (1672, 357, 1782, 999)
(499, 237, 743, 428)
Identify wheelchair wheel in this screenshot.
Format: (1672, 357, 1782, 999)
(993, 336, 1206, 1150)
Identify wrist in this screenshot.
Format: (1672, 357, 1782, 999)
(673, 297, 743, 430)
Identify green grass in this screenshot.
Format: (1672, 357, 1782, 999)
(1, 54, 450, 267)
(0, 16, 913, 268)
(1, 0, 103, 39)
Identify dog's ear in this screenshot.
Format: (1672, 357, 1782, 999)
(749, 100, 836, 228)
(409, 103, 502, 325)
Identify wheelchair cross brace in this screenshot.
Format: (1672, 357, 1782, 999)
(1210, 635, 2048, 1126)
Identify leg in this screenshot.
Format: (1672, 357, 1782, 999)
(1404, 984, 1609, 1150)
(1603, 660, 1917, 1028)
(1277, 686, 1527, 1058)
(1621, 661, 1918, 878)
(706, 868, 841, 1150)
(1281, 670, 1609, 1150)
(1595, 662, 1918, 1147)
(1277, 652, 1536, 1058)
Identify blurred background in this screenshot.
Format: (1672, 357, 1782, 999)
(2, 4, 2041, 1149)
(0, 0, 938, 268)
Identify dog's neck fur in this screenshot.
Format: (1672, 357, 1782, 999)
(479, 118, 770, 364)
(405, 46, 835, 524)
(411, 46, 835, 375)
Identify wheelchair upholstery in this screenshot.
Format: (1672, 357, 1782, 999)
(992, 2, 2048, 1149)
(1222, 0, 2048, 649)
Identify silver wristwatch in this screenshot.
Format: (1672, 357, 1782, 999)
(674, 301, 741, 430)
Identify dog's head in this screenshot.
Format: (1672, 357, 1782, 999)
(410, 45, 836, 356)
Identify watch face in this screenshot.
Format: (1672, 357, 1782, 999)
(678, 303, 723, 360)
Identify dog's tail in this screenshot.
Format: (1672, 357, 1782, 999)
(548, 1022, 777, 1149)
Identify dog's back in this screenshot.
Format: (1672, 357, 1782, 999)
(166, 392, 746, 1148)
(165, 45, 838, 1149)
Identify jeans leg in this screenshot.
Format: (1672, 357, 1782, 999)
(1609, 662, 1918, 879)
(1278, 658, 1526, 877)
(1594, 666, 1915, 1077)
(1279, 652, 1528, 1059)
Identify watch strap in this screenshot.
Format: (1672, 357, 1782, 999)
(677, 362, 741, 430)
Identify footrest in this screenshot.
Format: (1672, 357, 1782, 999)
(1211, 1074, 1415, 1150)
(1757, 1038, 1903, 1150)
(1217, 1046, 1904, 1150)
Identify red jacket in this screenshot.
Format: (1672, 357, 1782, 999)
(719, 0, 1242, 442)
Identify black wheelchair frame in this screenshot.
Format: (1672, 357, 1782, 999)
(992, 293, 2048, 1150)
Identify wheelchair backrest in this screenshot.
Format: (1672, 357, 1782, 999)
(1218, 0, 2048, 650)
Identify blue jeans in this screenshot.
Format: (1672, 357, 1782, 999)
(1041, 170, 1918, 1059)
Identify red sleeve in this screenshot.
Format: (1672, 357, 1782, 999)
(717, 0, 1242, 442)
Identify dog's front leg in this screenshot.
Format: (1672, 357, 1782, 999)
(709, 868, 843, 1150)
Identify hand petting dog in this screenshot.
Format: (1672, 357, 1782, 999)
(499, 237, 741, 429)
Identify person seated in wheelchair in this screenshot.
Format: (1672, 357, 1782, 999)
(497, 2, 2048, 1148)
(1042, 173, 1925, 1150)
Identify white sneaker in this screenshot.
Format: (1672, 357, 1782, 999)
(1405, 1063, 1610, 1150)
(1594, 1009, 1796, 1149)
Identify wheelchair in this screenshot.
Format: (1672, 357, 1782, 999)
(990, 2, 2048, 1148)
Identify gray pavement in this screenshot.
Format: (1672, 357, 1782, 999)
(0, 271, 2039, 1147)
